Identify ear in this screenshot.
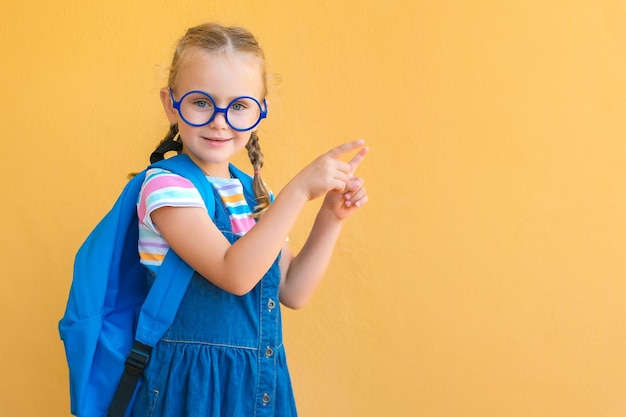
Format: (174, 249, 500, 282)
(160, 87, 179, 124)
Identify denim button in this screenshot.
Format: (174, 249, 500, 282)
(265, 346, 274, 358)
(267, 299, 276, 311)
(262, 393, 271, 405)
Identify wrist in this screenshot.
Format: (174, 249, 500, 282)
(316, 205, 345, 226)
(280, 178, 311, 205)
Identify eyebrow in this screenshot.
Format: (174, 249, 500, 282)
(178, 89, 262, 102)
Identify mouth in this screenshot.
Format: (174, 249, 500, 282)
(202, 136, 232, 144)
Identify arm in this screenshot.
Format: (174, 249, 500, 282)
(151, 140, 367, 296)
(279, 174, 368, 309)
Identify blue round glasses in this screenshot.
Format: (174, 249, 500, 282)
(170, 89, 268, 132)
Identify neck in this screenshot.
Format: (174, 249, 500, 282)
(181, 150, 231, 178)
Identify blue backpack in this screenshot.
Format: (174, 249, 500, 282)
(58, 154, 254, 417)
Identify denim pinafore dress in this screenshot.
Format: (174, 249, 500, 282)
(132, 178, 298, 417)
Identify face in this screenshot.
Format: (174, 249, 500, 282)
(161, 51, 265, 177)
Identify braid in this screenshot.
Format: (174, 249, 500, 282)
(128, 125, 181, 179)
(150, 124, 182, 163)
(246, 131, 271, 216)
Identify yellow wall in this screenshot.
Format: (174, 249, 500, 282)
(1, 1, 625, 416)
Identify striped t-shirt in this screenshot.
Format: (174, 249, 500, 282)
(137, 167, 257, 273)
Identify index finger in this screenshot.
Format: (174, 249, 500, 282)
(348, 145, 369, 172)
(327, 139, 366, 159)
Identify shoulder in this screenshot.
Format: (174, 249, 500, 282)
(142, 167, 195, 191)
(138, 168, 205, 216)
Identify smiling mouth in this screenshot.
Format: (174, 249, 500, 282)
(203, 137, 231, 142)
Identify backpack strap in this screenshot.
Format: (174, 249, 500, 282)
(108, 154, 222, 417)
(228, 162, 257, 204)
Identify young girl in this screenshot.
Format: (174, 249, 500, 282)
(133, 23, 368, 417)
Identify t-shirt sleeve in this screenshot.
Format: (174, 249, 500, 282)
(137, 168, 206, 235)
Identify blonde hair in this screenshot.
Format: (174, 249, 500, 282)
(150, 23, 271, 215)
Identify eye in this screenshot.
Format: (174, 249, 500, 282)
(230, 101, 247, 111)
(194, 99, 212, 109)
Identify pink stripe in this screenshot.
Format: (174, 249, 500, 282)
(231, 217, 256, 235)
(137, 173, 194, 219)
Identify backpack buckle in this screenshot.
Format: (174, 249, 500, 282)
(125, 341, 152, 376)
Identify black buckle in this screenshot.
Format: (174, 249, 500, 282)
(124, 341, 152, 376)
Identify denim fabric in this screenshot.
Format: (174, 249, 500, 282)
(131, 182, 297, 417)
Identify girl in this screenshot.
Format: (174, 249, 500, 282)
(133, 23, 368, 417)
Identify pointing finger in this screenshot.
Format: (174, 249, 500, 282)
(327, 139, 366, 159)
(348, 146, 369, 173)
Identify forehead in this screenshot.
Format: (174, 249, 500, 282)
(175, 50, 264, 98)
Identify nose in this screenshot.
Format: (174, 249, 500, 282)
(209, 109, 229, 130)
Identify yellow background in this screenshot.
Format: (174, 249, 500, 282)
(1, 1, 625, 416)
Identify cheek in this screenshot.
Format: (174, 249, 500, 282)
(237, 132, 253, 146)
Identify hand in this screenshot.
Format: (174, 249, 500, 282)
(321, 175, 368, 221)
(292, 139, 369, 201)
(319, 140, 369, 220)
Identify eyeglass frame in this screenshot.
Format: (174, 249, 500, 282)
(169, 88, 268, 132)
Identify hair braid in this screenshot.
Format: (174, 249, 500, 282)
(150, 124, 182, 163)
(246, 131, 271, 216)
(128, 124, 181, 178)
